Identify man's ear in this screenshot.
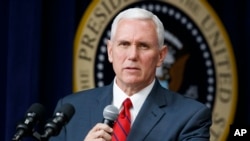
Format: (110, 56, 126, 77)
(107, 40, 113, 63)
(157, 45, 168, 67)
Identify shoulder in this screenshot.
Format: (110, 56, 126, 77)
(158, 87, 212, 127)
(158, 85, 210, 115)
(153, 80, 209, 111)
(63, 85, 111, 102)
(168, 89, 205, 106)
(54, 84, 113, 110)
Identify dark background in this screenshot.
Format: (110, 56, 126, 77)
(0, 0, 249, 141)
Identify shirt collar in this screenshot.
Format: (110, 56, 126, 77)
(112, 77, 155, 111)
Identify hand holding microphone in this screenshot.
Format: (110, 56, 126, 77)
(84, 105, 119, 141)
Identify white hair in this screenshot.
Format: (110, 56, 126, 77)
(110, 8, 165, 48)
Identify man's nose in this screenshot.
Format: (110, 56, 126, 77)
(127, 45, 138, 60)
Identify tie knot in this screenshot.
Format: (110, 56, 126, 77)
(123, 98, 132, 109)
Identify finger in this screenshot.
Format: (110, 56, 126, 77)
(100, 130, 112, 141)
(95, 123, 113, 133)
(95, 128, 112, 140)
(84, 124, 102, 140)
(84, 123, 112, 141)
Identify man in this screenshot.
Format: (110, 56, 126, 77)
(50, 8, 212, 141)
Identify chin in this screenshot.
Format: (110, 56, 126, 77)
(123, 78, 143, 85)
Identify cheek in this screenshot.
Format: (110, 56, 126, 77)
(108, 48, 122, 63)
(112, 51, 125, 64)
(143, 54, 159, 66)
(144, 61, 157, 70)
(112, 54, 125, 74)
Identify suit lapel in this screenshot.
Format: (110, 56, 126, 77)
(127, 80, 167, 140)
(90, 83, 114, 126)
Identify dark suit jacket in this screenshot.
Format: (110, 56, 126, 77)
(49, 80, 212, 141)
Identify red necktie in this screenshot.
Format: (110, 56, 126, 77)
(112, 98, 132, 141)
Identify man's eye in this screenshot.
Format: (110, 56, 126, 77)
(139, 44, 149, 49)
(119, 42, 129, 47)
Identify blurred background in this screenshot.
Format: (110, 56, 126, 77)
(0, 0, 249, 141)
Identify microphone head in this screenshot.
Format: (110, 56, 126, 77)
(56, 103, 75, 122)
(41, 103, 75, 139)
(12, 103, 46, 141)
(103, 105, 119, 121)
(26, 103, 46, 120)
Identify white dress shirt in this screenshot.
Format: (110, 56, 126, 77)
(112, 78, 155, 125)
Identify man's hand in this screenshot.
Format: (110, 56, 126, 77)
(84, 123, 113, 141)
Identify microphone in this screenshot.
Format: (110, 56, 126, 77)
(41, 103, 75, 140)
(12, 103, 46, 141)
(103, 105, 119, 127)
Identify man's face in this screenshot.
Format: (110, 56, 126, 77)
(107, 19, 167, 90)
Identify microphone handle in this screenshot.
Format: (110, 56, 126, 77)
(103, 119, 115, 127)
(12, 123, 30, 141)
(40, 128, 54, 141)
(12, 131, 42, 141)
(12, 130, 24, 141)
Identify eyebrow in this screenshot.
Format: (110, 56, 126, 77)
(116, 39, 151, 46)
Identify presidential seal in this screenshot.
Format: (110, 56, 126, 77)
(73, 0, 238, 140)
